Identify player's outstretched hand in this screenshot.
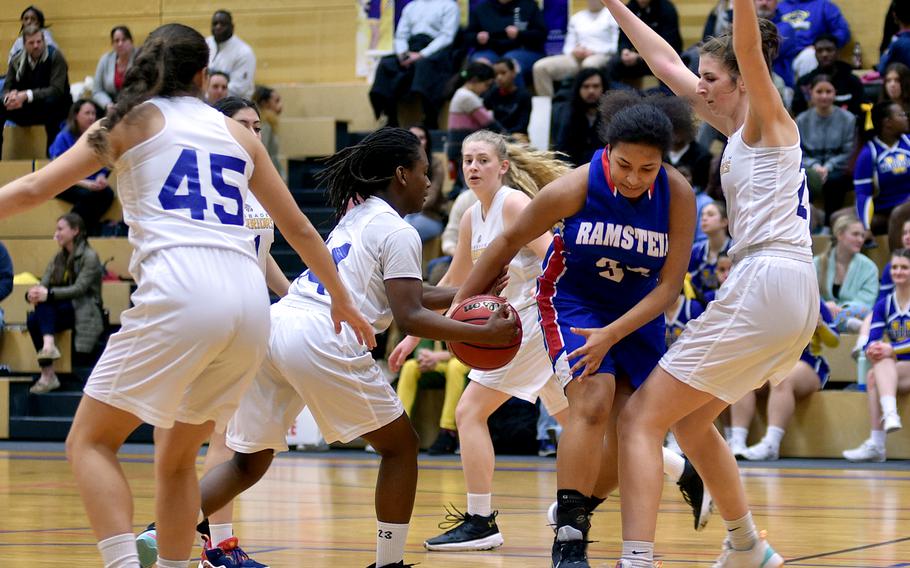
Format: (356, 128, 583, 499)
(481, 305, 521, 345)
(568, 326, 618, 380)
(389, 335, 421, 372)
(331, 300, 377, 349)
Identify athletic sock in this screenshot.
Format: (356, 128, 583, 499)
(209, 523, 233, 545)
(156, 559, 189, 568)
(871, 429, 887, 448)
(586, 495, 606, 513)
(880, 395, 898, 416)
(620, 540, 654, 565)
(376, 521, 409, 567)
(730, 427, 749, 448)
(97, 533, 140, 568)
(467, 492, 492, 517)
(556, 489, 590, 533)
(661, 446, 685, 482)
(763, 426, 785, 449)
(724, 511, 758, 551)
(723, 426, 733, 441)
(196, 516, 210, 538)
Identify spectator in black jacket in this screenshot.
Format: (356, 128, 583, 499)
(0, 25, 71, 158)
(791, 34, 865, 117)
(484, 58, 532, 137)
(466, 0, 547, 86)
(607, 0, 682, 86)
(555, 67, 606, 166)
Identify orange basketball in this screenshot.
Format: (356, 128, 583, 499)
(448, 295, 522, 371)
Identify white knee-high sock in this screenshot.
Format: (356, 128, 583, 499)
(376, 521, 409, 567)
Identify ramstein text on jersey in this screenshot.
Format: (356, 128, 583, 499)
(574, 221, 668, 258)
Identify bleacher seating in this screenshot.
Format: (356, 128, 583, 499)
(1, 126, 46, 161)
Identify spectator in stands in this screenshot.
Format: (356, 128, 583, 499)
(205, 10, 255, 99)
(554, 67, 605, 167)
(0, 240, 12, 330)
(532, 0, 619, 98)
(796, 75, 856, 226)
(484, 58, 531, 138)
(815, 215, 879, 333)
(791, 34, 865, 117)
(404, 124, 447, 242)
(881, 1, 899, 57)
(607, 0, 682, 87)
(702, 0, 733, 40)
(880, 1, 910, 73)
(662, 98, 712, 239)
(368, 0, 459, 129)
(730, 302, 839, 460)
(391, 338, 469, 455)
(7, 5, 55, 63)
(205, 70, 229, 105)
(773, 0, 851, 87)
(0, 24, 71, 158)
(844, 248, 910, 462)
(880, 62, 910, 114)
(26, 213, 104, 394)
(92, 26, 135, 112)
(854, 101, 910, 244)
(49, 99, 114, 236)
(252, 85, 285, 181)
(427, 189, 479, 283)
(447, 62, 499, 132)
(465, 0, 547, 86)
(688, 201, 731, 302)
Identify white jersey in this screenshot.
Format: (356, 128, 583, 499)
(244, 191, 274, 272)
(114, 96, 257, 277)
(720, 127, 812, 262)
(470, 186, 541, 311)
(285, 196, 422, 334)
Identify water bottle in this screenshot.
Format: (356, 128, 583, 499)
(852, 42, 863, 70)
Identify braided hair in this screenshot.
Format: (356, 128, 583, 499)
(88, 23, 208, 162)
(317, 127, 424, 220)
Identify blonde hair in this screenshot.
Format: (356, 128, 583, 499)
(462, 130, 571, 197)
(816, 214, 862, 295)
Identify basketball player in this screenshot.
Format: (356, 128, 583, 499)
(0, 24, 375, 568)
(600, 0, 819, 564)
(453, 92, 704, 567)
(134, 96, 292, 568)
(196, 127, 520, 568)
(388, 130, 573, 551)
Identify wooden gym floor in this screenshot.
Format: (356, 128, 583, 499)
(1, 442, 907, 566)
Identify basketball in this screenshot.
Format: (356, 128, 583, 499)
(448, 294, 523, 371)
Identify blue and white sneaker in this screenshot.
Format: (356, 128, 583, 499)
(136, 525, 157, 568)
(711, 532, 784, 568)
(201, 536, 270, 568)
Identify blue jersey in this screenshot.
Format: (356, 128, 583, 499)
(537, 148, 671, 387)
(539, 148, 671, 313)
(879, 262, 893, 304)
(687, 237, 731, 297)
(854, 135, 910, 229)
(868, 292, 910, 361)
(665, 297, 704, 348)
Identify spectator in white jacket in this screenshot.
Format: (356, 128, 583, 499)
(205, 10, 256, 99)
(532, 0, 619, 97)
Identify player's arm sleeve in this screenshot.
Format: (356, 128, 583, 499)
(381, 226, 424, 281)
(853, 146, 874, 230)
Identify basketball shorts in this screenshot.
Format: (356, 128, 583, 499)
(801, 351, 830, 389)
(84, 247, 270, 431)
(227, 298, 404, 454)
(468, 303, 568, 413)
(540, 296, 665, 389)
(660, 254, 818, 404)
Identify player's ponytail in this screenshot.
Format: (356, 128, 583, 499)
(463, 130, 571, 197)
(88, 24, 208, 162)
(318, 127, 423, 220)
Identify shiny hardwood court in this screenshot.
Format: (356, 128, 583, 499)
(1, 443, 908, 566)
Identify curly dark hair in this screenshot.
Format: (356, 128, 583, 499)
(597, 91, 677, 155)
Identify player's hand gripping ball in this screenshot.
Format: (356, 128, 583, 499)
(448, 295, 522, 370)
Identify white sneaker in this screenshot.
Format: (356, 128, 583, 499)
(614, 559, 658, 567)
(546, 500, 557, 531)
(712, 534, 784, 568)
(883, 412, 903, 434)
(728, 438, 747, 458)
(664, 432, 683, 455)
(842, 438, 886, 462)
(742, 440, 779, 461)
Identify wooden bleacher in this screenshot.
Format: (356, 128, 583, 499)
(0, 329, 72, 374)
(0, 127, 47, 161)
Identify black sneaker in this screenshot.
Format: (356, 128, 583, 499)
(427, 429, 457, 455)
(550, 526, 590, 567)
(365, 562, 414, 568)
(677, 457, 713, 531)
(423, 505, 503, 551)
